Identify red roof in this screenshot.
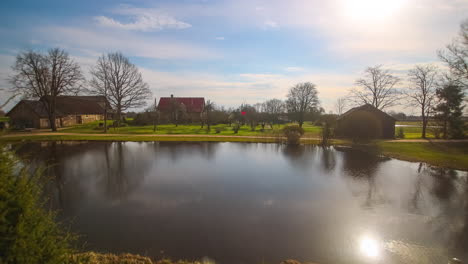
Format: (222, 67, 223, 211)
(158, 97, 205, 113)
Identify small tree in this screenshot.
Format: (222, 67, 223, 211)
(201, 100, 215, 130)
(433, 83, 465, 139)
(263, 99, 284, 127)
(286, 82, 320, 127)
(406, 64, 438, 138)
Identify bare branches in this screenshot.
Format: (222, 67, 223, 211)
(405, 64, 439, 138)
(349, 65, 401, 110)
(286, 82, 319, 127)
(89, 52, 152, 122)
(438, 19, 468, 87)
(9, 48, 83, 131)
(335, 97, 347, 115)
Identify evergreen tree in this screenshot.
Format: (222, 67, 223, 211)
(0, 147, 74, 264)
(433, 84, 465, 139)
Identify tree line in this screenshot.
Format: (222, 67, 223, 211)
(4, 19, 467, 138)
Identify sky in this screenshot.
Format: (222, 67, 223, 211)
(0, 0, 467, 114)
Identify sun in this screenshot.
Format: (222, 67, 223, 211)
(342, 0, 405, 21)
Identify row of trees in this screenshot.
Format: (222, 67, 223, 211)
(8, 50, 152, 131)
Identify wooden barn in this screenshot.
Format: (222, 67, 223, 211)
(7, 96, 112, 129)
(157, 95, 205, 123)
(336, 104, 396, 139)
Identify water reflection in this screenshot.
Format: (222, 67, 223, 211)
(12, 141, 468, 264)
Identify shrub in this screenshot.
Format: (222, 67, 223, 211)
(232, 123, 240, 134)
(336, 111, 382, 141)
(282, 125, 304, 145)
(0, 147, 74, 264)
(320, 121, 333, 146)
(396, 127, 405, 139)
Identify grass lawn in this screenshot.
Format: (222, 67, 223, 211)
(60, 121, 322, 137)
(377, 141, 468, 170)
(395, 121, 436, 139)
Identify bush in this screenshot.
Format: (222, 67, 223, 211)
(336, 111, 382, 141)
(396, 127, 405, 139)
(232, 123, 240, 134)
(282, 125, 305, 145)
(0, 147, 74, 264)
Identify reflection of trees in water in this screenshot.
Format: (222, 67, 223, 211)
(14, 141, 90, 215)
(426, 166, 468, 260)
(156, 142, 217, 162)
(410, 163, 468, 260)
(337, 146, 390, 209)
(321, 146, 336, 172)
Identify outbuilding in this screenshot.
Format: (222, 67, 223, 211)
(336, 104, 396, 139)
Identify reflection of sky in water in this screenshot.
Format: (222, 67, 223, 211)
(14, 142, 468, 264)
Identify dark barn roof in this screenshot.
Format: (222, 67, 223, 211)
(158, 97, 205, 113)
(7, 96, 112, 118)
(338, 104, 396, 121)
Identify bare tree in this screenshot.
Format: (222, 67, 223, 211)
(438, 18, 468, 87)
(406, 65, 439, 138)
(10, 48, 83, 131)
(89, 52, 152, 125)
(286, 82, 320, 128)
(350, 65, 401, 110)
(335, 97, 347, 115)
(201, 100, 215, 130)
(263, 98, 284, 126)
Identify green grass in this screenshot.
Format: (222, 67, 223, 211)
(377, 141, 468, 170)
(60, 121, 322, 137)
(0, 116, 9, 122)
(395, 121, 436, 139)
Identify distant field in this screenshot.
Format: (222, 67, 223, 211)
(61, 121, 322, 137)
(395, 121, 436, 139)
(0, 117, 9, 122)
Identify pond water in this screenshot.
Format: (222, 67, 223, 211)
(12, 141, 468, 264)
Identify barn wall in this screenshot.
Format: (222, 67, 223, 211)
(8, 103, 40, 128)
(80, 114, 103, 123)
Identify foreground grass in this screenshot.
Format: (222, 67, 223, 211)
(376, 141, 468, 170)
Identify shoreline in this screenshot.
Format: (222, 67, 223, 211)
(1, 133, 467, 171)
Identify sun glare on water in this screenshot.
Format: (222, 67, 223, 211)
(359, 235, 381, 258)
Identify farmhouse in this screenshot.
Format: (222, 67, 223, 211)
(158, 95, 205, 123)
(7, 96, 112, 129)
(336, 104, 396, 139)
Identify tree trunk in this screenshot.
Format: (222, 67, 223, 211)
(299, 121, 303, 128)
(49, 98, 57, 131)
(116, 103, 122, 127)
(443, 120, 448, 139)
(421, 111, 426, 138)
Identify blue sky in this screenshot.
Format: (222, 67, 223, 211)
(1, 0, 467, 113)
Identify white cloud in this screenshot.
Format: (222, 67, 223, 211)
(35, 26, 220, 60)
(94, 5, 191, 32)
(215, 36, 225, 40)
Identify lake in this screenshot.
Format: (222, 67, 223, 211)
(11, 141, 468, 264)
